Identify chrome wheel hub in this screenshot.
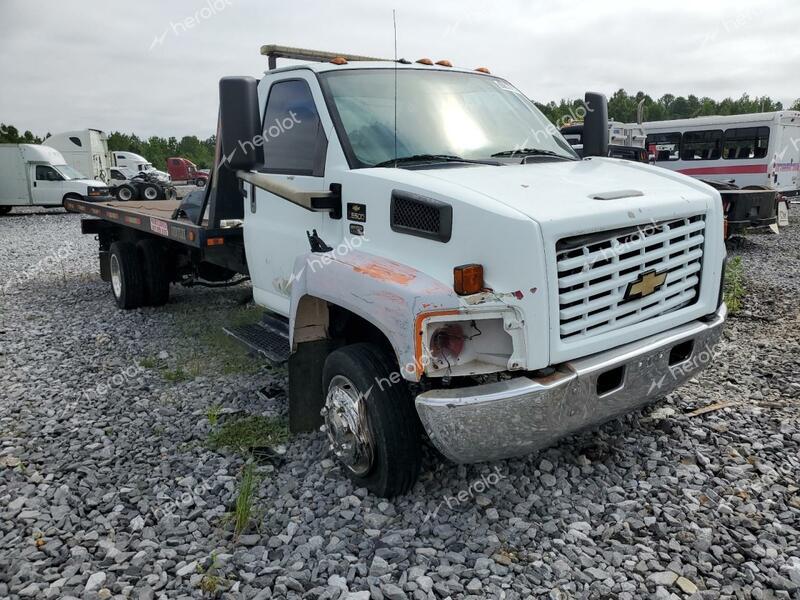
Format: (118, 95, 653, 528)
(322, 375, 373, 476)
(110, 254, 122, 298)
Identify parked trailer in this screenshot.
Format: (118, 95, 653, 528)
(72, 45, 726, 497)
(43, 129, 112, 184)
(0, 144, 110, 214)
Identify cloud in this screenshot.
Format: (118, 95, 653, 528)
(0, 0, 797, 139)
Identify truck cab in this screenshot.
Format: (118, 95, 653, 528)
(167, 157, 208, 187)
(225, 50, 726, 495)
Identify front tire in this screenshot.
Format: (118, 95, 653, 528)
(0, 206, 12, 216)
(195, 178, 206, 188)
(62, 194, 82, 213)
(322, 343, 422, 497)
(109, 241, 144, 309)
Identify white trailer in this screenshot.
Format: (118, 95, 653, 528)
(43, 129, 112, 184)
(0, 144, 110, 214)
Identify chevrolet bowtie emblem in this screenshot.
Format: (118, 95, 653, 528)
(624, 270, 667, 300)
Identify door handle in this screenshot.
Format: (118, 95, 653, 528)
(33, 181, 37, 187)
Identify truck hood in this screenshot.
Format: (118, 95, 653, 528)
(410, 158, 716, 226)
(73, 179, 107, 187)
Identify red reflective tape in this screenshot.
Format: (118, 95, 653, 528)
(677, 164, 768, 176)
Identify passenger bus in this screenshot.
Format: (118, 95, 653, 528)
(643, 112, 800, 197)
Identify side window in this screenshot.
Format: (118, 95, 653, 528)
(69, 136, 82, 147)
(646, 132, 681, 161)
(36, 165, 60, 181)
(681, 130, 723, 161)
(111, 169, 123, 180)
(723, 127, 770, 159)
(262, 79, 327, 176)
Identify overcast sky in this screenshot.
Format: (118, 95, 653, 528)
(2, 0, 798, 139)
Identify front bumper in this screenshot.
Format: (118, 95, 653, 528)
(415, 303, 727, 463)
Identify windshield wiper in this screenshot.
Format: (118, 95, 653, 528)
(491, 148, 572, 159)
(373, 154, 497, 168)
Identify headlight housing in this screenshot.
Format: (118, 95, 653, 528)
(417, 309, 527, 378)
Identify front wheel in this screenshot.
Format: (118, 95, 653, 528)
(195, 178, 206, 188)
(322, 343, 422, 497)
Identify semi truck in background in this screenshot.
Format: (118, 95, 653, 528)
(43, 129, 111, 184)
(111, 151, 170, 182)
(166, 157, 208, 186)
(68, 45, 726, 497)
(0, 144, 109, 214)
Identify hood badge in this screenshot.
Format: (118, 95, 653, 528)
(624, 270, 667, 301)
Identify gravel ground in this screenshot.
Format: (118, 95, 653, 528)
(1, 206, 798, 600)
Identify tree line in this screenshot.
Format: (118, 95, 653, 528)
(3, 91, 800, 167)
(535, 91, 800, 127)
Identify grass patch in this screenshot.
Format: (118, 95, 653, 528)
(161, 362, 201, 383)
(208, 415, 288, 456)
(197, 552, 225, 595)
(724, 256, 745, 313)
(232, 464, 259, 538)
(206, 404, 222, 427)
(139, 356, 158, 369)
(161, 304, 265, 381)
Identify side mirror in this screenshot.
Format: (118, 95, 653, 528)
(218, 76, 263, 171)
(582, 92, 609, 158)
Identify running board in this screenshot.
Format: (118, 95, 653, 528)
(223, 313, 290, 365)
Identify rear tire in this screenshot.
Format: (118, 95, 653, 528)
(109, 241, 144, 309)
(136, 238, 170, 306)
(116, 185, 135, 201)
(142, 184, 159, 200)
(322, 343, 422, 497)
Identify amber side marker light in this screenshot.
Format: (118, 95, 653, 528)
(475, 67, 491, 74)
(416, 58, 433, 65)
(330, 56, 348, 65)
(453, 264, 484, 295)
(435, 59, 453, 67)
(207, 237, 225, 246)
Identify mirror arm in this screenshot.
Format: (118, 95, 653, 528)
(237, 171, 341, 218)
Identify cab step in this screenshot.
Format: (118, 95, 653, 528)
(223, 313, 290, 364)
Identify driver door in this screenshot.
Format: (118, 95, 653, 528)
(31, 164, 64, 206)
(244, 74, 335, 316)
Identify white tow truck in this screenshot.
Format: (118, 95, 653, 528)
(70, 45, 727, 497)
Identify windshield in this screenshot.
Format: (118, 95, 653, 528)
(55, 165, 88, 180)
(319, 69, 577, 167)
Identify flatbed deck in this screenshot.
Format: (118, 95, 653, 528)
(65, 197, 243, 249)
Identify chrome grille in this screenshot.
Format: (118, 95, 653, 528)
(556, 215, 705, 342)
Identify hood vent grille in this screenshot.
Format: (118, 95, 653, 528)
(390, 190, 452, 243)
